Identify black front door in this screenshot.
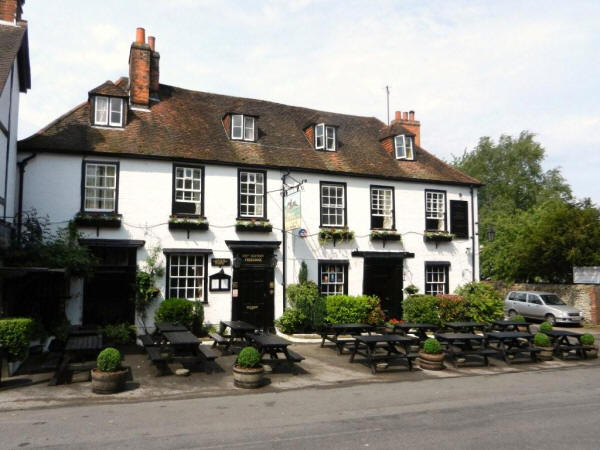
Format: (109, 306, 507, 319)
(363, 258, 404, 320)
(232, 253, 275, 329)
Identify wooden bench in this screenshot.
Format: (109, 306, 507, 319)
(209, 332, 230, 351)
(556, 344, 596, 359)
(285, 349, 305, 363)
(451, 348, 497, 366)
(146, 347, 169, 376)
(138, 334, 158, 347)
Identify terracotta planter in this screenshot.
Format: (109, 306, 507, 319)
(91, 368, 128, 394)
(535, 346, 554, 361)
(417, 351, 445, 370)
(233, 365, 265, 389)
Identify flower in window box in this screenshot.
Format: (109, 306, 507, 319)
(318, 227, 355, 245)
(73, 212, 122, 228)
(369, 230, 401, 242)
(424, 231, 455, 242)
(168, 215, 209, 231)
(235, 219, 273, 232)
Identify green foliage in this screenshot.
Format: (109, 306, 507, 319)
(367, 301, 386, 326)
(580, 333, 595, 346)
(454, 282, 504, 323)
(404, 284, 419, 296)
(402, 295, 441, 325)
(236, 346, 261, 369)
(324, 295, 379, 324)
(97, 347, 121, 372)
(287, 282, 325, 329)
(437, 295, 468, 323)
(511, 314, 526, 323)
(135, 246, 165, 331)
(534, 332, 550, 347)
(0, 318, 34, 361)
(539, 322, 553, 333)
(102, 323, 136, 346)
(275, 308, 306, 334)
(0, 212, 97, 277)
(423, 338, 442, 354)
(154, 298, 202, 331)
(298, 261, 308, 284)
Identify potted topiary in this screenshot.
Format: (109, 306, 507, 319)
(580, 333, 597, 358)
(533, 332, 553, 361)
(417, 338, 445, 370)
(539, 321, 553, 333)
(91, 347, 128, 394)
(233, 346, 264, 389)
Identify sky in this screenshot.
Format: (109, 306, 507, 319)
(18, 0, 600, 203)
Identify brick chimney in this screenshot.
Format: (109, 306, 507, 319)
(0, 0, 23, 23)
(391, 110, 421, 147)
(129, 27, 151, 108)
(148, 36, 160, 101)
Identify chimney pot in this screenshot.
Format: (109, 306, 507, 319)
(394, 111, 401, 121)
(148, 36, 155, 51)
(409, 111, 415, 120)
(135, 27, 145, 44)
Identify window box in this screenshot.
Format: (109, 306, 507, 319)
(235, 219, 273, 232)
(424, 231, 455, 242)
(370, 231, 401, 242)
(73, 212, 122, 228)
(319, 227, 355, 245)
(168, 215, 209, 231)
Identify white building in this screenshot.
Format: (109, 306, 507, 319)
(18, 28, 480, 330)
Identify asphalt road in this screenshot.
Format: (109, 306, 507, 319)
(1, 366, 599, 449)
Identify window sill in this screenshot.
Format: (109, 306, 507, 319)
(73, 212, 122, 228)
(168, 216, 209, 231)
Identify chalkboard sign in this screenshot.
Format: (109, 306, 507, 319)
(209, 269, 231, 292)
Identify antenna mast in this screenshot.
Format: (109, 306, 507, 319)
(385, 85, 390, 126)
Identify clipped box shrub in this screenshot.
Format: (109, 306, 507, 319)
(324, 295, 379, 324)
(402, 295, 441, 325)
(534, 332, 550, 347)
(423, 338, 442, 354)
(539, 322, 553, 333)
(236, 346, 261, 369)
(154, 298, 203, 331)
(97, 347, 122, 372)
(580, 333, 595, 346)
(0, 318, 34, 361)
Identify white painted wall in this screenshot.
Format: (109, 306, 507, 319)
(20, 152, 479, 328)
(0, 59, 20, 222)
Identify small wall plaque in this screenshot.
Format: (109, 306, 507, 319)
(211, 258, 231, 267)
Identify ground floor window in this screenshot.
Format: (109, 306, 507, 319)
(425, 263, 449, 295)
(167, 254, 206, 302)
(319, 261, 348, 296)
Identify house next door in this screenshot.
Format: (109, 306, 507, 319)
(232, 251, 275, 329)
(363, 258, 404, 320)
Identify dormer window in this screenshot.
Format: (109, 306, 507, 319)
(93, 96, 124, 128)
(394, 135, 414, 160)
(231, 114, 255, 141)
(315, 123, 336, 151)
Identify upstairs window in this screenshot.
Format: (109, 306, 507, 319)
(93, 96, 124, 127)
(173, 165, 203, 216)
(394, 135, 414, 160)
(450, 200, 469, 238)
(239, 170, 266, 218)
(371, 186, 394, 229)
(315, 123, 336, 151)
(425, 190, 446, 231)
(83, 162, 118, 212)
(231, 114, 256, 141)
(320, 182, 346, 227)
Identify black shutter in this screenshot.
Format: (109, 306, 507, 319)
(450, 200, 469, 238)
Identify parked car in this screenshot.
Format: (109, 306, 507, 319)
(504, 291, 583, 326)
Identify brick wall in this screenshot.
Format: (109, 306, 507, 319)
(498, 283, 600, 324)
(381, 136, 393, 156)
(303, 126, 314, 146)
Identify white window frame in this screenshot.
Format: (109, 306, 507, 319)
(231, 114, 255, 141)
(168, 254, 206, 302)
(94, 96, 124, 127)
(319, 263, 346, 296)
(84, 162, 117, 212)
(315, 123, 325, 149)
(174, 166, 203, 215)
(394, 134, 414, 160)
(239, 170, 265, 218)
(94, 96, 109, 126)
(425, 264, 448, 296)
(325, 126, 336, 151)
(321, 183, 345, 227)
(426, 191, 446, 231)
(109, 98, 123, 127)
(371, 187, 394, 230)
(244, 116, 255, 141)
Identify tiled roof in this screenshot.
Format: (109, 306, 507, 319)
(19, 78, 481, 186)
(88, 79, 129, 97)
(0, 22, 26, 93)
(378, 122, 415, 140)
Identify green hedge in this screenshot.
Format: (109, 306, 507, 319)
(154, 298, 203, 332)
(454, 282, 504, 323)
(102, 323, 136, 346)
(324, 295, 380, 324)
(287, 282, 325, 329)
(402, 295, 441, 325)
(0, 318, 34, 361)
(275, 309, 306, 334)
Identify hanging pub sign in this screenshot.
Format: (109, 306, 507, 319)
(209, 269, 231, 292)
(284, 189, 301, 231)
(211, 258, 231, 267)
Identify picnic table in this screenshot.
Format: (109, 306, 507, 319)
(245, 333, 304, 365)
(435, 332, 496, 366)
(444, 322, 488, 333)
(491, 320, 531, 333)
(320, 323, 373, 354)
(155, 322, 188, 333)
(544, 330, 594, 360)
(50, 334, 104, 385)
(392, 323, 439, 341)
(349, 334, 418, 374)
(485, 331, 539, 363)
(210, 321, 257, 353)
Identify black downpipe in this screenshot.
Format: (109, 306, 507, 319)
(17, 153, 36, 242)
(281, 169, 291, 311)
(470, 185, 476, 282)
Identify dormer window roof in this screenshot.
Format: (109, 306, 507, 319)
(230, 114, 256, 142)
(315, 123, 336, 151)
(394, 134, 414, 160)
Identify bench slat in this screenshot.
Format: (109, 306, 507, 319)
(197, 345, 217, 361)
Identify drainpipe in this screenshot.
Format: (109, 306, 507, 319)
(470, 185, 476, 282)
(281, 169, 291, 311)
(17, 153, 36, 242)
(3, 63, 15, 221)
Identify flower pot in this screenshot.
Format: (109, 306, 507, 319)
(417, 351, 445, 370)
(233, 365, 265, 389)
(535, 345, 554, 361)
(91, 368, 128, 394)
